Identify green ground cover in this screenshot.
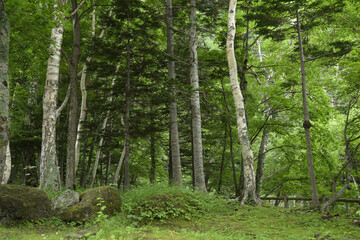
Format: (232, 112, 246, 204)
(1, 185, 359, 240)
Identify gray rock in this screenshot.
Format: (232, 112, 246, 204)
(52, 189, 80, 211)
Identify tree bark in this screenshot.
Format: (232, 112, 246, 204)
(123, 15, 131, 190)
(189, 0, 206, 192)
(220, 78, 238, 196)
(39, 2, 64, 190)
(66, 0, 81, 189)
(113, 145, 125, 185)
(166, 0, 182, 187)
(226, 0, 260, 205)
(296, 9, 319, 207)
(149, 132, 156, 183)
(218, 129, 227, 192)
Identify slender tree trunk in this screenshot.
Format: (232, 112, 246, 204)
(123, 15, 131, 190)
(113, 145, 125, 185)
(105, 122, 112, 185)
(89, 76, 116, 187)
(220, 78, 238, 196)
(227, 0, 260, 205)
(218, 130, 227, 192)
(66, 0, 81, 189)
(81, 141, 94, 187)
(296, 10, 319, 207)
(75, 2, 107, 173)
(39, 2, 64, 190)
(166, 0, 182, 187)
(89, 117, 107, 187)
(149, 132, 156, 183)
(255, 39, 272, 196)
(321, 94, 359, 212)
(256, 126, 269, 196)
(74, 63, 88, 174)
(189, 0, 206, 192)
(1, 144, 10, 184)
(168, 128, 173, 184)
(0, 2, 10, 184)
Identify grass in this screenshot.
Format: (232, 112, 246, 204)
(1, 184, 359, 240)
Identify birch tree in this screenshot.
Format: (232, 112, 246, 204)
(226, 0, 260, 205)
(39, 0, 66, 190)
(189, 0, 206, 192)
(0, 0, 10, 184)
(166, 0, 182, 187)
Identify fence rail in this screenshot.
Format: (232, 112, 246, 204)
(261, 197, 360, 204)
(260, 196, 360, 212)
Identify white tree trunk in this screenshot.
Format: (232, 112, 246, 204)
(1, 144, 11, 184)
(0, 2, 10, 184)
(39, 9, 64, 190)
(227, 0, 260, 205)
(113, 145, 125, 185)
(74, 63, 88, 174)
(189, 0, 206, 192)
(89, 74, 116, 187)
(74, 2, 106, 173)
(166, 0, 182, 187)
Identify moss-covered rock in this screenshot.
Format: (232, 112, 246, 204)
(61, 186, 121, 222)
(0, 185, 52, 224)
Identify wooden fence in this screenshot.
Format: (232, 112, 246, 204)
(260, 196, 360, 213)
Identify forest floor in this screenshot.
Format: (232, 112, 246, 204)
(1, 185, 360, 240)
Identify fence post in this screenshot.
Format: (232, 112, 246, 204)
(284, 195, 289, 208)
(346, 202, 349, 214)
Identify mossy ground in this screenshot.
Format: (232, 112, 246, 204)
(1, 185, 359, 240)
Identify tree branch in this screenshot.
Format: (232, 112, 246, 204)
(56, 84, 71, 119)
(66, 0, 87, 19)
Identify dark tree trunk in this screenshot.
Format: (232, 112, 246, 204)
(66, 0, 81, 189)
(149, 133, 156, 183)
(296, 9, 319, 207)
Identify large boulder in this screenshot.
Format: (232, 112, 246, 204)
(52, 189, 80, 211)
(61, 186, 121, 222)
(0, 185, 52, 224)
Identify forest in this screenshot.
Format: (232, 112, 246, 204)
(0, 0, 360, 228)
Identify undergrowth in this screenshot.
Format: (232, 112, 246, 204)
(122, 183, 229, 224)
(2, 184, 360, 240)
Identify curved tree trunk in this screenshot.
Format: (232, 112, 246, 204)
(226, 0, 260, 205)
(89, 75, 116, 187)
(39, 3, 64, 190)
(189, 0, 206, 192)
(166, 0, 182, 187)
(75, 2, 108, 173)
(113, 145, 125, 185)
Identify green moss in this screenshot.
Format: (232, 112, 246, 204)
(60, 186, 121, 222)
(0, 185, 52, 224)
